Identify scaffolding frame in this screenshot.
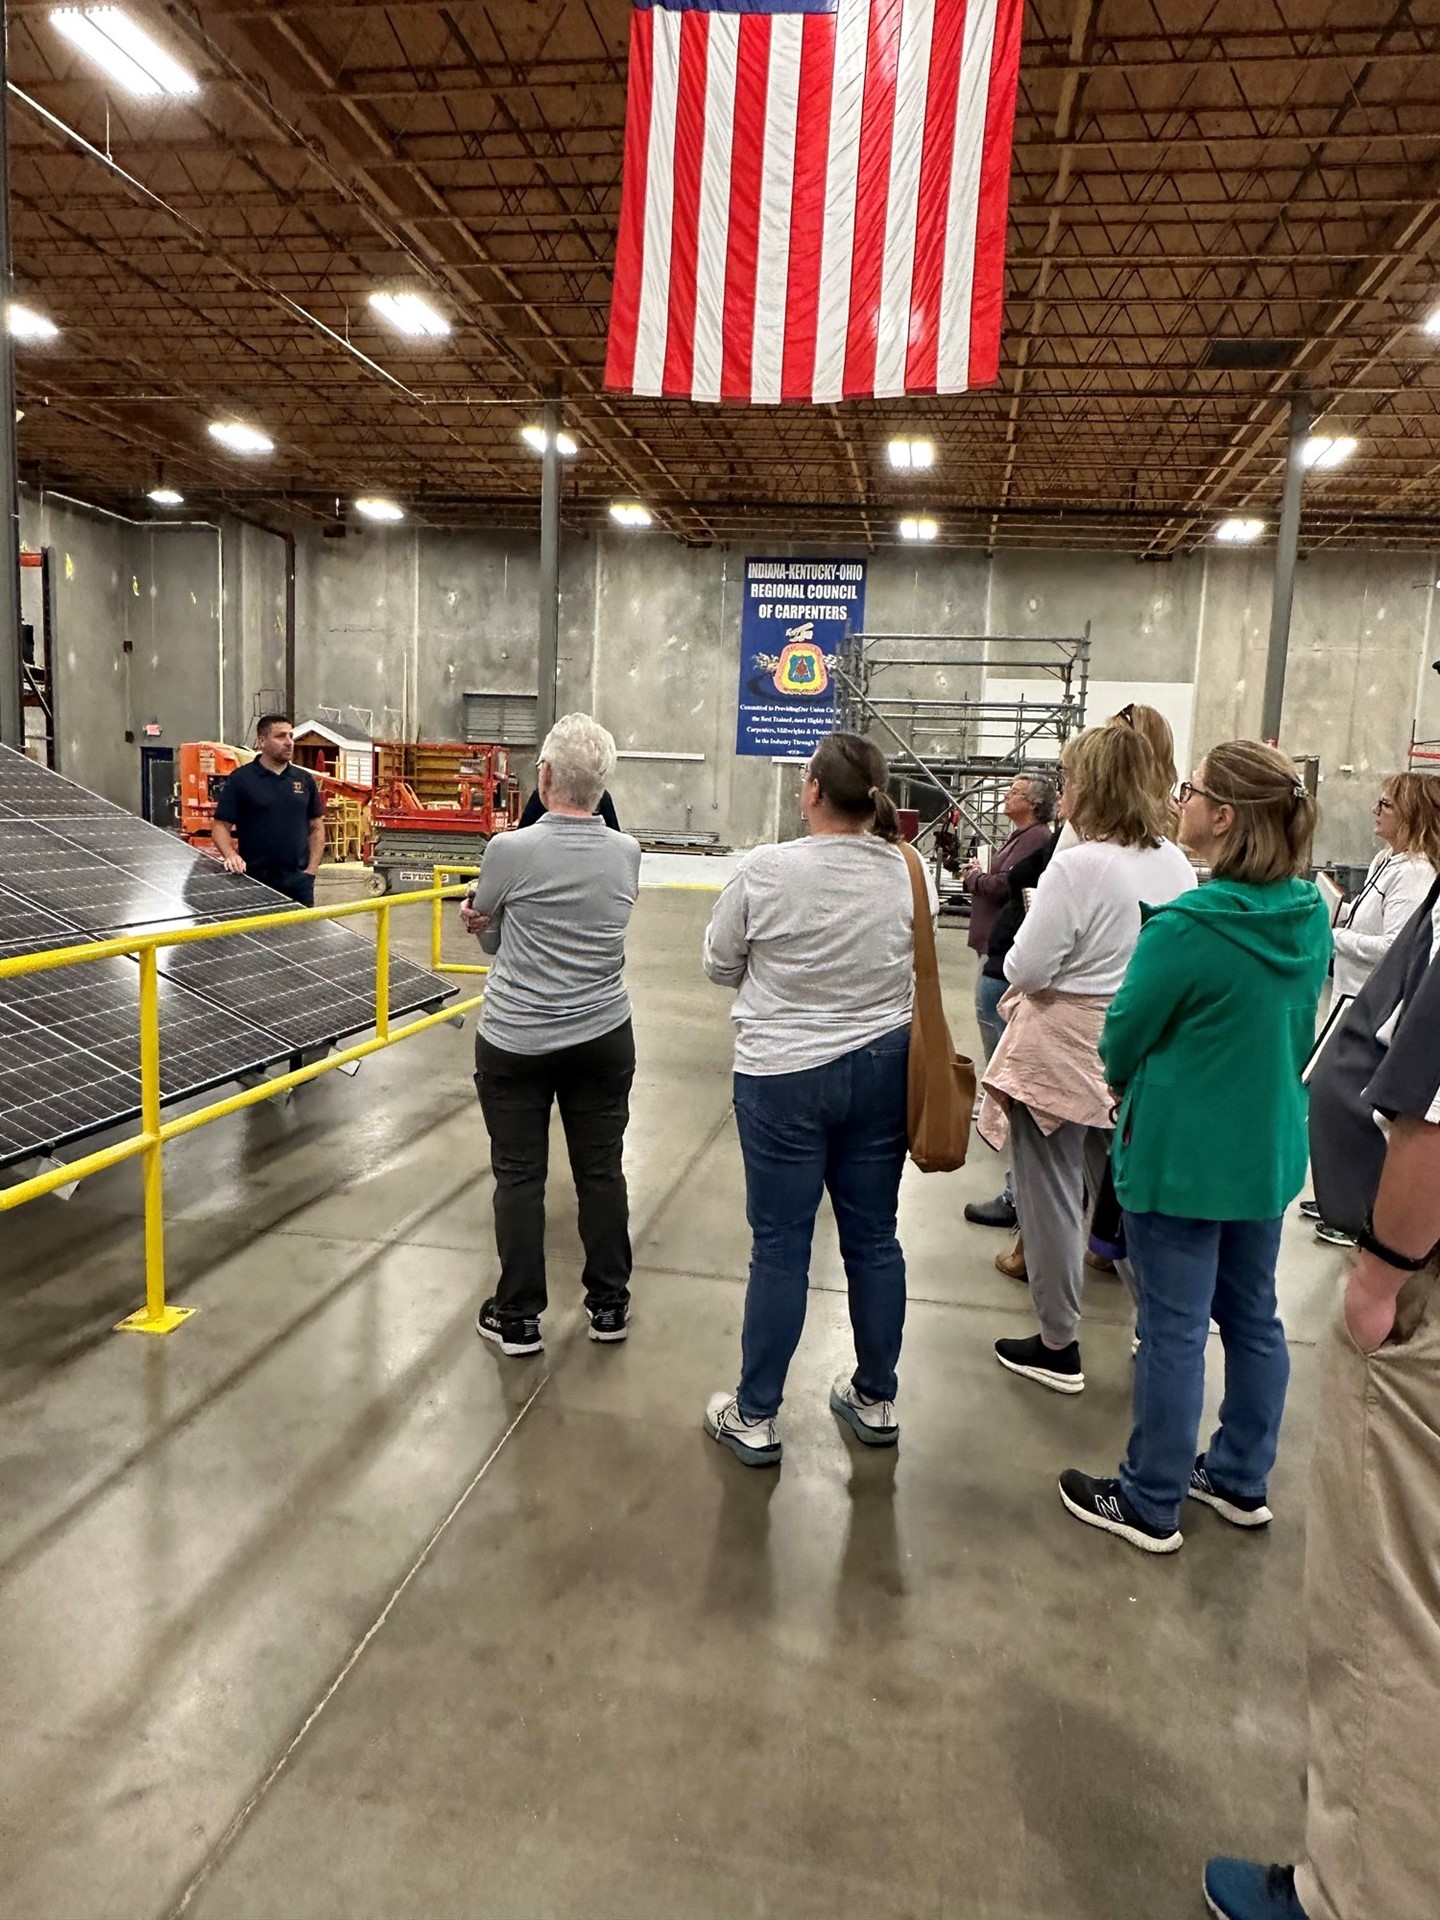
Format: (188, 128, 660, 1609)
(834, 627, 1091, 863)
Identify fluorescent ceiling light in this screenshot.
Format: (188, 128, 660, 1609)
(1423, 305, 1440, 337)
(208, 420, 273, 456)
(368, 291, 450, 338)
(51, 8, 198, 97)
(1302, 434, 1358, 471)
(147, 487, 184, 506)
(899, 516, 938, 542)
(9, 305, 58, 341)
(888, 438, 935, 470)
(355, 497, 405, 522)
(521, 424, 578, 458)
(609, 502, 652, 528)
(1214, 517, 1266, 544)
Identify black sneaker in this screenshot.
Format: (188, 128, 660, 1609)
(994, 1333, 1085, 1394)
(587, 1302, 629, 1344)
(476, 1297, 543, 1357)
(965, 1192, 1018, 1229)
(1058, 1469, 1183, 1554)
(1315, 1223, 1357, 1248)
(1297, 1200, 1321, 1222)
(1188, 1456, 1272, 1528)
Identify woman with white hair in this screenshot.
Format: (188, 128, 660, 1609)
(461, 713, 643, 1356)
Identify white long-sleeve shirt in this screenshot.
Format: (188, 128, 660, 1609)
(1004, 837, 1197, 996)
(1332, 848, 1438, 999)
(702, 834, 938, 1076)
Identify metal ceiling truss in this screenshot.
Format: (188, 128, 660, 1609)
(8, 0, 1440, 549)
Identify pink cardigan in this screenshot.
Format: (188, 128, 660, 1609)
(977, 986, 1115, 1149)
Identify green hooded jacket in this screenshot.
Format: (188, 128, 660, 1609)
(1100, 876, 1333, 1221)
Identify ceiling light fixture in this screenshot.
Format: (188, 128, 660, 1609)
(50, 7, 198, 97)
(354, 497, 405, 523)
(147, 487, 184, 507)
(9, 305, 59, 341)
(368, 291, 451, 338)
(208, 421, 273, 456)
(899, 517, 938, 542)
(888, 438, 935, 470)
(1422, 305, 1440, 337)
(1214, 517, 1266, 544)
(1302, 434, 1358, 471)
(521, 424, 578, 458)
(608, 502, 652, 528)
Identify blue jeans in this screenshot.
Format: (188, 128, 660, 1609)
(733, 1027, 909, 1421)
(975, 971, 1006, 1064)
(1121, 1211, 1290, 1531)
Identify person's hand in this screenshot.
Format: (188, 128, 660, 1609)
(1344, 1251, 1400, 1354)
(459, 904, 489, 936)
(304, 865, 320, 878)
(961, 861, 981, 888)
(221, 851, 246, 874)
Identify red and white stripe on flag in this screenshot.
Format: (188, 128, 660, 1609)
(604, 0, 1023, 405)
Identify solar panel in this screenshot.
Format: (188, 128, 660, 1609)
(0, 751, 129, 821)
(0, 956, 290, 1163)
(157, 919, 448, 1052)
(0, 883, 87, 960)
(0, 745, 457, 1169)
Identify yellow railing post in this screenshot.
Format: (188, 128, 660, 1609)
(115, 947, 195, 1335)
(430, 874, 443, 972)
(375, 902, 391, 1040)
(0, 877, 484, 1336)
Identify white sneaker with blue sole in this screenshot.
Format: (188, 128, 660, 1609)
(829, 1374, 899, 1447)
(704, 1392, 781, 1467)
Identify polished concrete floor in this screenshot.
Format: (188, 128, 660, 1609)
(0, 883, 1347, 1920)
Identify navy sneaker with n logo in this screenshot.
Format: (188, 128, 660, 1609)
(1058, 1469, 1182, 1554)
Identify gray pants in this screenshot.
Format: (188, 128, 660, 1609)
(1009, 1103, 1113, 1347)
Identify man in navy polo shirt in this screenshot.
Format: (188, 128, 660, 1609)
(212, 714, 326, 907)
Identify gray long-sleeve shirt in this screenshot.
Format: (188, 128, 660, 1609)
(702, 834, 937, 1076)
(469, 814, 641, 1055)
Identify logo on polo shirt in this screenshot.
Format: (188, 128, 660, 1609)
(291, 780, 305, 794)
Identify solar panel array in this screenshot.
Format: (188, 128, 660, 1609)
(0, 745, 455, 1167)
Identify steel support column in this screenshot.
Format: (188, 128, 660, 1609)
(536, 393, 561, 745)
(283, 531, 296, 716)
(0, 20, 23, 753)
(1261, 393, 1314, 746)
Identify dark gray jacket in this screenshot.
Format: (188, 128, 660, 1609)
(1309, 877, 1440, 1233)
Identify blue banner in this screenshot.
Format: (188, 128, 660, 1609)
(735, 557, 867, 758)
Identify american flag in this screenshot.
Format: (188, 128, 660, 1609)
(604, 0, 1024, 406)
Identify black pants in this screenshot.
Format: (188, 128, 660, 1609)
(474, 1020, 635, 1322)
(252, 867, 315, 908)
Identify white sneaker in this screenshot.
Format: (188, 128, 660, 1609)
(829, 1374, 899, 1447)
(704, 1392, 781, 1467)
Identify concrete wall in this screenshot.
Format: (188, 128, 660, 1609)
(18, 490, 290, 810)
(22, 486, 1439, 865)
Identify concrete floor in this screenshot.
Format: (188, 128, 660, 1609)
(0, 882, 1348, 1920)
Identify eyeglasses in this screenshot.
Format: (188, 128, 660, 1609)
(1116, 703, 1136, 727)
(1375, 796, 1395, 812)
(1176, 780, 1215, 804)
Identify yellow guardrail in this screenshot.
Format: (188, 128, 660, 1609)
(0, 880, 485, 1336)
(429, 864, 488, 976)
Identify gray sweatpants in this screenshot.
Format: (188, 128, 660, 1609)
(1009, 1102, 1113, 1347)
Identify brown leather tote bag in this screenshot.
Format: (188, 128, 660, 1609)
(900, 841, 975, 1173)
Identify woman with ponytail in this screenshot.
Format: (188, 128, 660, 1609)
(700, 731, 936, 1467)
(1059, 741, 1333, 1554)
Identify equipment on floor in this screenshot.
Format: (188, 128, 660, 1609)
(0, 745, 454, 1170)
(368, 740, 520, 894)
(180, 739, 373, 866)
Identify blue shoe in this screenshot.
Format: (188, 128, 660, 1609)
(1203, 1859, 1309, 1919)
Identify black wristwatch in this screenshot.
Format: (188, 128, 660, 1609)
(1356, 1211, 1435, 1274)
